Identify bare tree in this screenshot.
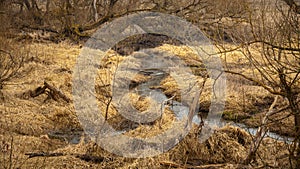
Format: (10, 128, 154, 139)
(0, 0, 249, 42)
(0, 39, 27, 92)
(282, 0, 300, 14)
(216, 0, 300, 167)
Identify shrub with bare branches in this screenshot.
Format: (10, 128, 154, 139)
(0, 37, 27, 91)
(216, 0, 300, 167)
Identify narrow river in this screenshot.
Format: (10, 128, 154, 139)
(135, 68, 294, 144)
(48, 68, 294, 145)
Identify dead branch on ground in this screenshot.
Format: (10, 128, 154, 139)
(22, 81, 70, 103)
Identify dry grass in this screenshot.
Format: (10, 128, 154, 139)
(220, 48, 296, 137)
(0, 40, 81, 168)
(0, 39, 294, 168)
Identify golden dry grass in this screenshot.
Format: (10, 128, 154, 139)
(220, 46, 295, 136)
(0, 40, 294, 168)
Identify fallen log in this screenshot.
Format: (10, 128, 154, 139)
(25, 152, 104, 163)
(159, 161, 243, 169)
(75, 154, 104, 163)
(30, 86, 47, 97)
(44, 81, 70, 103)
(21, 81, 71, 103)
(25, 152, 64, 158)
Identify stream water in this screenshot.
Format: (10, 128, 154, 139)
(133, 68, 294, 143)
(49, 69, 294, 144)
(230, 122, 294, 143)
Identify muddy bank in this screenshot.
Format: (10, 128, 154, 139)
(222, 109, 295, 138)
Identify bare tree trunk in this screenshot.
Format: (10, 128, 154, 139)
(62, 0, 74, 36)
(45, 0, 50, 14)
(30, 0, 38, 10)
(93, 0, 98, 21)
(295, 114, 300, 168)
(243, 96, 278, 164)
(287, 95, 300, 168)
(23, 0, 31, 10)
(282, 0, 300, 14)
(23, 0, 42, 24)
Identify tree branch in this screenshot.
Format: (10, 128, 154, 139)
(224, 70, 284, 96)
(282, 0, 300, 14)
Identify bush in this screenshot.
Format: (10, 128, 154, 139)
(0, 37, 28, 90)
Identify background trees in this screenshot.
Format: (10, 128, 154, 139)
(0, 0, 248, 42)
(0, 0, 299, 168)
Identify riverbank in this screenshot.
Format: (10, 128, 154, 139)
(0, 41, 296, 168)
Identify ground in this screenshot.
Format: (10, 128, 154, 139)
(0, 40, 295, 168)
